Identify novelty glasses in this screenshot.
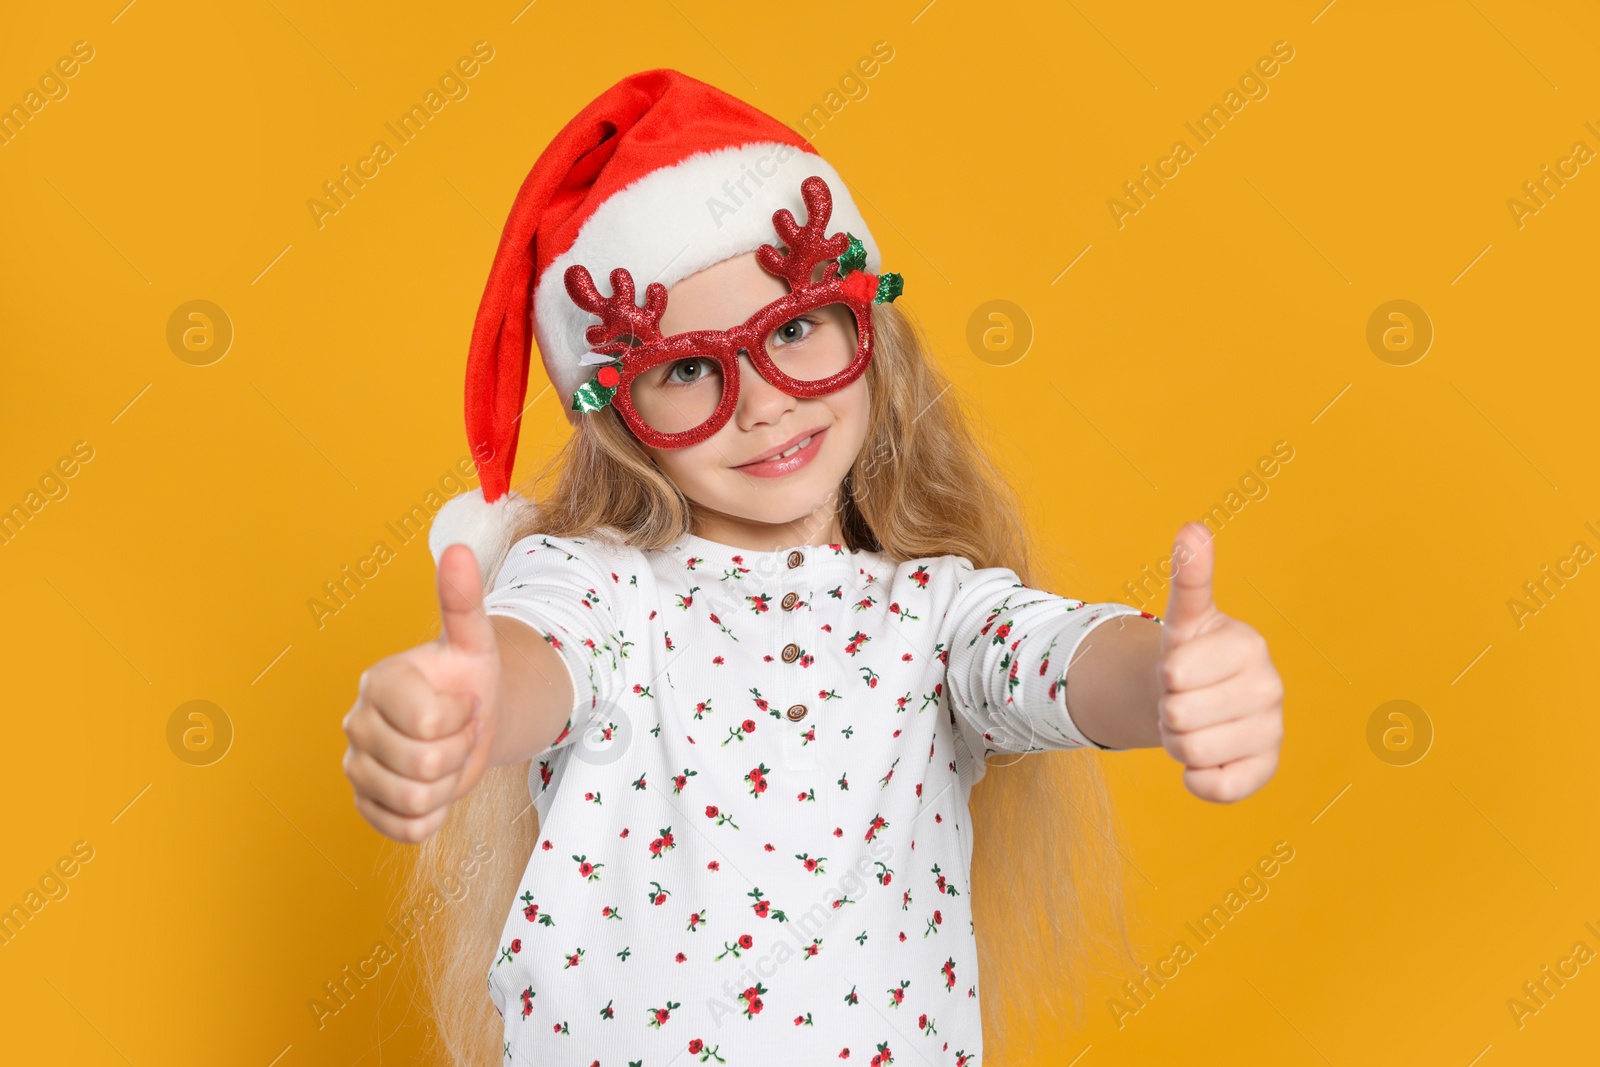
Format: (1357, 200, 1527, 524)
(564, 175, 905, 449)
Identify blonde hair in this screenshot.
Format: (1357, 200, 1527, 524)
(395, 299, 1140, 1064)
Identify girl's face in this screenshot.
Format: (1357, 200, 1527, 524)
(641, 250, 870, 550)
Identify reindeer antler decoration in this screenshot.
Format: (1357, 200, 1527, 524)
(755, 175, 851, 290)
(561, 265, 669, 413)
(564, 266, 669, 353)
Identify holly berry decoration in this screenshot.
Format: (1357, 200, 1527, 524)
(570, 357, 624, 414)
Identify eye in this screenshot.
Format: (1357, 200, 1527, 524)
(663, 357, 719, 386)
(770, 316, 817, 347)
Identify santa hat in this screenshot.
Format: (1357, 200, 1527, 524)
(427, 68, 884, 586)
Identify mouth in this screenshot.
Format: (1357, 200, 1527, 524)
(734, 426, 828, 477)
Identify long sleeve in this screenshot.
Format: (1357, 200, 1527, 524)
(482, 532, 630, 758)
(940, 557, 1150, 762)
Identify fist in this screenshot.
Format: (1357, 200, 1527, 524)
(342, 543, 505, 842)
(1157, 523, 1284, 803)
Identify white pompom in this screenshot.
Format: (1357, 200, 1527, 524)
(427, 487, 533, 590)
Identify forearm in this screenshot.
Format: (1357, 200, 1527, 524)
(486, 614, 574, 768)
(1064, 614, 1164, 750)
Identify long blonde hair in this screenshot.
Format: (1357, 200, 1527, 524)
(395, 300, 1140, 1064)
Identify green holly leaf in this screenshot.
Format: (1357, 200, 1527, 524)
(874, 272, 904, 304)
(836, 233, 867, 276)
(571, 373, 621, 413)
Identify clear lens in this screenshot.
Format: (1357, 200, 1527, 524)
(629, 354, 725, 436)
(764, 302, 859, 384)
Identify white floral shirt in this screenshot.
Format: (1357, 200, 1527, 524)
(480, 528, 1154, 1067)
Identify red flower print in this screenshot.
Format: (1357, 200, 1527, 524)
(510, 939, 521, 952)
(796, 852, 827, 875)
(648, 826, 676, 858)
(739, 934, 754, 949)
(646, 1000, 680, 1028)
(705, 805, 718, 817)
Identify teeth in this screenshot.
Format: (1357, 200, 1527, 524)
(773, 435, 812, 460)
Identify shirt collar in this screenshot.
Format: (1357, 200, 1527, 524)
(664, 530, 872, 577)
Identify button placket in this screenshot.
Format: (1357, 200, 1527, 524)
(780, 548, 818, 771)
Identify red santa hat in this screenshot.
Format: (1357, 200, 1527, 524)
(426, 67, 884, 584)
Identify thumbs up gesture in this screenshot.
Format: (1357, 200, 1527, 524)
(1157, 523, 1284, 803)
(341, 543, 506, 842)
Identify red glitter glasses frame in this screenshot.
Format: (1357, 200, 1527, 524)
(562, 175, 900, 450)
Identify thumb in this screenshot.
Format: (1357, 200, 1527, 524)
(1162, 522, 1217, 644)
(437, 543, 497, 657)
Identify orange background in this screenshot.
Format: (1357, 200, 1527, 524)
(3, 0, 1598, 1063)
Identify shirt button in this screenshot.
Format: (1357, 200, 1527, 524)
(781, 643, 800, 663)
(785, 704, 808, 721)
(787, 550, 804, 569)
(781, 592, 799, 611)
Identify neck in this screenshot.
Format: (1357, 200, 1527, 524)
(690, 505, 844, 552)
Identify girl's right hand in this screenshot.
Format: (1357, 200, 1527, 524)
(342, 544, 504, 843)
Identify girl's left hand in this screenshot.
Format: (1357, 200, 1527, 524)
(1156, 522, 1284, 803)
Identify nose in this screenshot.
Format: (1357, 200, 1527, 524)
(733, 348, 794, 426)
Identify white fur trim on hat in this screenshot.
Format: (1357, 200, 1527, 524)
(532, 142, 881, 417)
(428, 486, 533, 592)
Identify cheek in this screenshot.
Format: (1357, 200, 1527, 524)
(654, 437, 731, 487)
(832, 377, 871, 431)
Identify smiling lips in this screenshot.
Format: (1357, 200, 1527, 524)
(735, 427, 827, 477)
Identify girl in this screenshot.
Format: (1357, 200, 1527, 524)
(341, 69, 1283, 1066)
